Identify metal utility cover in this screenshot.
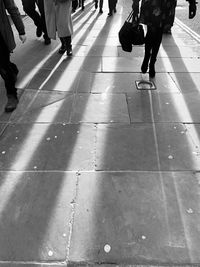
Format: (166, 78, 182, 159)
(135, 80, 156, 90)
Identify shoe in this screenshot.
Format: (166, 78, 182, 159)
(99, 8, 103, 13)
(36, 27, 42, 37)
(108, 11, 113, 16)
(44, 37, 51, 45)
(114, 7, 117, 13)
(59, 45, 67, 54)
(5, 95, 19, 113)
(67, 47, 73, 56)
(95, 1, 98, 9)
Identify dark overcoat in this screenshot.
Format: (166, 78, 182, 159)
(0, 0, 25, 52)
(133, 0, 185, 27)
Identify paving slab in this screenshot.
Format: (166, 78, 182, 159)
(26, 69, 80, 92)
(102, 58, 200, 73)
(70, 93, 130, 123)
(50, 57, 102, 73)
(95, 124, 200, 171)
(185, 124, 200, 149)
(118, 45, 200, 58)
(0, 124, 96, 171)
(0, 171, 76, 261)
(127, 91, 200, 123)
(74, 45, 118, 57)
(69, 171, 200, 265)
(9, 90, 74, 123)
(170, 73, 200, 94)
(86, 73, 180, 93)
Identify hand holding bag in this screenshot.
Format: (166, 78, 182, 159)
(118, 11, 145, 52)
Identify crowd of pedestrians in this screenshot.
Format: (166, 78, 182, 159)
(0, 0, 197, 112)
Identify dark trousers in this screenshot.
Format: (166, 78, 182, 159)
(0, 35, 18, 97)
(108, 0, 117, 12)
(21, 0, 48, 38)
(95, 0, 103, 9)
(145, 26, 163, 62)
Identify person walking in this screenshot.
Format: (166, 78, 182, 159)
(0, 0, 26, 112)
(21, 0, 51, 44)
(108, 0, 117, 16)
(132, 0, 197, 78)
(44, 0, 73, 56)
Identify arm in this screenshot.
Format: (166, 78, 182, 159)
(3, 0, 26, 42)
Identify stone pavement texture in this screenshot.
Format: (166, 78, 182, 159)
(0, 0, 200, 266)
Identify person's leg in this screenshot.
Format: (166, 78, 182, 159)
(99, 0, 103, 12)
(108, 0, 113, 15)
(0, 49, 18, 112)
(37, 0, 51, 44)
(149, 27, 163, 77)
(141, 26, 153, 73)
(59, 36, 72, 56)
(21, 0, 43, 36)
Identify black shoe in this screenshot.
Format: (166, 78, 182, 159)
(36, 27, 43, 37)
(114, 7, 117, 13)
(95, 1, 98, 9)
(59, 45, 67, 54)
(67, 47, 73, 56)
(99, 8, 103, 13)
(5, 95, 19, 113)
(108, 11, 113, 16)
(44, 37, 51, 45)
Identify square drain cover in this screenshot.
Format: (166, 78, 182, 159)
(135, 80, 156, 90)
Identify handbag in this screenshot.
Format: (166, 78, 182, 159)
(118, 11, 145, 52)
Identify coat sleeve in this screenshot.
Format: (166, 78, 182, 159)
(3, 0, 25, 35)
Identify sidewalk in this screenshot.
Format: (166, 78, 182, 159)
(0, 0, 200, 266)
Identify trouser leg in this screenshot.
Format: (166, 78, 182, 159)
(21, 0, 42, 29)
(99, 0, 103, 9)
(0, 57, 17, 97)
(151, 26, 163, 61)
(37, 0, 49, 38)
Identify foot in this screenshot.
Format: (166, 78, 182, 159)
(36, 27, 42, 37)
(108, 11, 113, 16)
(114, 7, 117, 13)
(59, 45, 67, 54)
(95, 1, 98, 9)
(99, 8, 103, 13)
(44, 37, 51, 45)
(82, 5, 85, 10)
(5, 95, 19, 113)
(67, 47, 73, 56)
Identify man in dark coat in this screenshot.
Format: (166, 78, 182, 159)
(0, 0, 26, 112)
(21, 0, 50, 44)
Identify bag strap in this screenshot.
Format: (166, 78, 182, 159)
(126, 10, 134, 22)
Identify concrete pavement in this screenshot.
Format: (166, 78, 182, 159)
(0, 0, 200, 266)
